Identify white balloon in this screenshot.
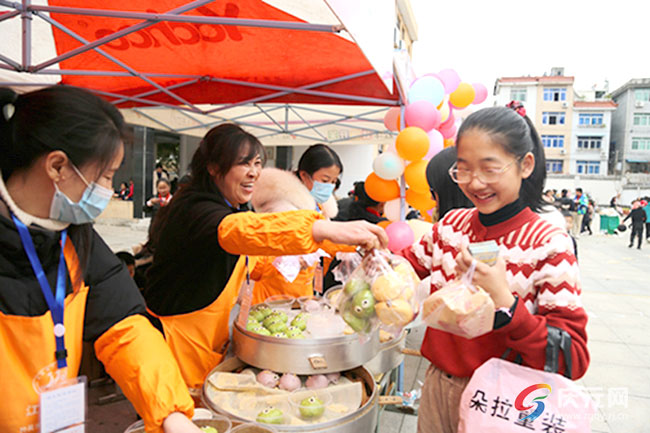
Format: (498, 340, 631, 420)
(373, 152, 405, 180)
(384, 198, 401, 221)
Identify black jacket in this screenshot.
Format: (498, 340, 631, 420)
(0, 200, 145, 342)
(624, 208, 647, 227)
(144, 186, 244, 316)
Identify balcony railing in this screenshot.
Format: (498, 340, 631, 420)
(625, 172, 650, 185)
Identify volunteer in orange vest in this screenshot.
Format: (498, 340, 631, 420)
(144, 125, 387, 390)
(0, 86, 200, 432)
(249, 144, 354, 304)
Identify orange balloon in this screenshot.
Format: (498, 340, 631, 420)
(377, 220, 391, 229)
(404, 160, 429, 194)
(365, 172, 400, 202)
(449, 82, 476, 109)
(395, 127, 430, 161)
(444, 138, 455, 148)
(406, 189, 436, 211)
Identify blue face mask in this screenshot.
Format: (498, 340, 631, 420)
(49, 164, 113, 224)
(310, 180, 336, 204)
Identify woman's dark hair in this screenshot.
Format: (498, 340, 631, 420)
(0, 86, 128, 276)
(425, 147, 474, 218)
(296, 144, 343, 178)
(189, 123, 265, 194)
(456, 106, 546, 212)
(0, 86, 127, 181)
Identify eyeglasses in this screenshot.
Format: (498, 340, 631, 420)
(448, 157, 523, 185)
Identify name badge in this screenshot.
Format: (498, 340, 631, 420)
(40, 376, 87, 433)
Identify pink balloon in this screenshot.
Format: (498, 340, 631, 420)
(439, 122, 458, 140)
(439, 111, 455, 130)
(437, 69, 461, 94)
(383, 107, 400, 131)
(425, 129, 444, 159)
(404, 101, 441, 132)
(472, 83, 488, 104)
(385, 221, 415, 253)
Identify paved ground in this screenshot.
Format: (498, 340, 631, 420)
(89, 222, 648, 432)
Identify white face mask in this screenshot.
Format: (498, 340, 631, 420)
(49, 163, 113, 224)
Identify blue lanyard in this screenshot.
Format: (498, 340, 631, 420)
(12, 214, 69, 369)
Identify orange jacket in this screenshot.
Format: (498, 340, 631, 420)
(0, 223, 193, 433)
(250, 240, 355, 304)
(148, 204, 333, 388)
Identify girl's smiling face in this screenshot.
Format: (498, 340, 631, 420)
(456, 129, 534, 214)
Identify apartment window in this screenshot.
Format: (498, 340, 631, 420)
(577, 136, 602, 149)
(510, 88, 527, 102)
(635, 89, 650, 102)
(578, 113, 604, 125)
(542, 112, 565, 125)
(541, 135, 565, 148)
(631, 137, 650, 151)
(633, 113, 650, 126)
(543, 88, 567, 101)
(546, 159, 563, 173)
(576, 160, 600, 174)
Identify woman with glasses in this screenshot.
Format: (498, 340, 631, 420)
(400, 106, 589, 433)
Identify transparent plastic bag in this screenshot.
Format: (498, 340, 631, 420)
(339, 249, 421, 336)
(422, 260, 495, 339)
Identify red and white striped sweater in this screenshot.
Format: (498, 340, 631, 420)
(402, 207, 589, 379)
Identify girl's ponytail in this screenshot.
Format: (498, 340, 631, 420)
(519, 115, 546, 212)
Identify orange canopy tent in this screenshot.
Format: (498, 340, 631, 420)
(0, 0, 402, 113)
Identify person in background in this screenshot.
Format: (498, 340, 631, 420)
(624, 200, 647, 249)
(542, 189, 555, 205)
(295, 143, 343, 217)
(581, 199, 595, 235)
(562, 210, 578, 261)
(573, 188, 588, 237)
(401, 106, 588, 433)
(144, 125, 386, 391)
(145, 178, 173, 220)
(116, 251, 136, 278)
(125, 178, 134, 201)
(0, 86, 200, 433)
(642, 198, 650, 243)
(425, 146, 473, 220)
(342, 181, 387, 224)
(114, 181, 129, 200)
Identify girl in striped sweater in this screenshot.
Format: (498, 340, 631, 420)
(401, 106, 589, 433)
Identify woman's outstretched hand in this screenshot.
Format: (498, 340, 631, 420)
(312, 220, 388, 251)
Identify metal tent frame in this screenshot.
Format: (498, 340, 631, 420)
(0, 0, 404, 142)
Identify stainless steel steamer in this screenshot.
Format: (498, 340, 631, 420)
(202, 358, 378, 433)
(232, 321, 380, 375)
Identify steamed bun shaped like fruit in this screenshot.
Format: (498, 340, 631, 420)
(305, 374, 329, 389)
(375, 299, 414, 327)
(279, 373, 301, 391)
(393, 261, 420, 284)
(371, 273, 406, 301)
(256, 406, 284, 424)
(256, 370, 280, 388)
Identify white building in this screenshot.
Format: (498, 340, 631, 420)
(569, 101, 617, 176)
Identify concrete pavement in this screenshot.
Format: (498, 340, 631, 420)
(88, 222, 648, 432)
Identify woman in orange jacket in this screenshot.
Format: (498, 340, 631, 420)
(144, 125, 386, 391)
(0, 87, 200, 432)
(248, 163, 355, 305)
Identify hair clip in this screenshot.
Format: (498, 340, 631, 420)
(2, 103, 15, 121)
(506, 100, 526, 118)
